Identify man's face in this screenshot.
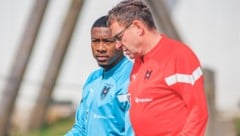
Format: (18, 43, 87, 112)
(110, 21, 138, 59)
(91, 27, 123, 70)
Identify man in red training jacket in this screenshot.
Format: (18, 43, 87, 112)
(107, 0, 208, 135)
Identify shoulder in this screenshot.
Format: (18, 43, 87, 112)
(163, 36, 198, 60)
(84, 68, 102, 85)
(120, 57, 133, 71)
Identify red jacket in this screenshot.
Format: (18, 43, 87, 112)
(129, 34, 208, 136)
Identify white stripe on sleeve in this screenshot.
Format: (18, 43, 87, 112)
(165, 67, 203, 86)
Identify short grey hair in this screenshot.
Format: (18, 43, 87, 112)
(108, 0, 156, 29)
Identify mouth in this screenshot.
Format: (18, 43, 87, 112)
(96, 56, 108, 61)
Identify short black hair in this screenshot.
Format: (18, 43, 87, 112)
(91, 15, 108, 31)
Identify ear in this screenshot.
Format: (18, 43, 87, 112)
(132, 20, 145, 36)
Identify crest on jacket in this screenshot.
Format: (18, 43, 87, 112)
(101, 84, 112, 99)
(144, 70, 152, 80)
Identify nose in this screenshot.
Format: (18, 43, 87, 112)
(97, 42, 106, 51)
(115, 41, 123, 50)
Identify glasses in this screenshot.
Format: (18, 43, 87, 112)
(112, 23, 132, 42)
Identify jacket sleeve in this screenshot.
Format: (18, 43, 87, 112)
(65, 100, 86, 136)
(118, 79, 135, 136)
(174, 49, 208, 136)
(65, 76, 93, 136)
(178, 73, 208, 136)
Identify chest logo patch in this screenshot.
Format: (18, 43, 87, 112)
(101, 85, 111, 99)
(144, 70, 152, 80)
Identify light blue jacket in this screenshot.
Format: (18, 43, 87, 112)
(65, 57, 134, 136)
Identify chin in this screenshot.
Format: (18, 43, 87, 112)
(98, 63, 108, 68)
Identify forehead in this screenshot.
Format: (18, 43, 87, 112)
(109, 21, 122, 29)
(109, 21, 125, 35)
(91, 27, 112, 38)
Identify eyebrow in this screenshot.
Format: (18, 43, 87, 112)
(91, 38, 115, 42)
(113, 22, 132, 40)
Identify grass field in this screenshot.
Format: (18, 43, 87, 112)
(10, 116, 240, 136)
(10, 117, 74, 136)
(234, 117, 240, 136)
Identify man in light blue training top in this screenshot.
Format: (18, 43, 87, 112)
(65, 15, 134, 136)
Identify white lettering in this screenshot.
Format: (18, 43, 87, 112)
(135, 97, 153, 103)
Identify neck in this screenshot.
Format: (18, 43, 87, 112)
(103, 55, 124, 72)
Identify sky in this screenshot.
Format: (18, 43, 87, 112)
(0, 0, 240, 113)
(172, 0, 240, 112)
